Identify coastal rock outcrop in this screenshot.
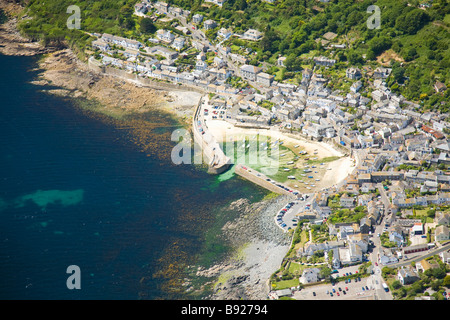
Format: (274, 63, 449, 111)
(0, 17, 54, 56)
(200, 195, 292, 300)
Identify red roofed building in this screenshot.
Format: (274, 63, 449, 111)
(421, 125, 445, 140)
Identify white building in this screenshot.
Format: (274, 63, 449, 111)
(192, 14, 203, 24)
(299, 268, 321, 284)
(203, 19, 217, 30)
(242, 29, 263, 41)
(101, 33, 143, 50)
(218, 28, 232, 39)
(205, 0, 227, 7)
(156, 29, 175, 43)
(171, 37, 185, 51)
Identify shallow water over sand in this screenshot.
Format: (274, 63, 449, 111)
(0, 54, 267, 299)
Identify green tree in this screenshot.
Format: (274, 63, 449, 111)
(443, 275, 450, 288)
(235, 0, 247, 11)
(392, 280, 402, 290)
(284, 54, 302, 72)
(432, 268, 447, 279)
(395, 9, 430, 35)
(408, 281, 425, 296)
(139, 17, 156, 34)
(320, 267, 332, 280)
(260, 28, 280, 54)
(347, 50, 363, 64)
(403, 47, 418, 62)
(368, 36, 392, 56)
(391, 63, 405, 84)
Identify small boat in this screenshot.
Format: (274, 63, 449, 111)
(283, 168, 290, 172)
(287, 161, 294, 165)
(294, 145, 299, 148)
(288, 176, 295, 179)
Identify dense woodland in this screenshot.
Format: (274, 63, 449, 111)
(12, 0, 450, 113)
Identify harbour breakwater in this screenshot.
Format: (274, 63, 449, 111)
(234, 164, 299, 198)
(88, 58, 231, 174)
(192, 96, 232, 174)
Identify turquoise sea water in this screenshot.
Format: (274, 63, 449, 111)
(0, 54, 267, 299)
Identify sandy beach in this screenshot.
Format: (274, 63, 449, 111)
(0, 4, 356, 300)
(205, 119, 356, 190)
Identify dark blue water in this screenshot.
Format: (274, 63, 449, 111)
(0, 54, 266, 299)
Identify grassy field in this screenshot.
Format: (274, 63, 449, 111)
(272, 278, 299, 291)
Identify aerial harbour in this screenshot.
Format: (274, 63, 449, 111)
(1, 0, 450, 303)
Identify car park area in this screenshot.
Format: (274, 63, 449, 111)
(293, 274, 376, 300)
(274, 196, 314, 232)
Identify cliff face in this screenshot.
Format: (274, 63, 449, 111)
(0, 17, 50, 56)
(0, 0, 53, 57)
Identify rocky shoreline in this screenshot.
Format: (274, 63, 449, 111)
(0, 2, 200, 123)
(0, 1, 54, 57)
(194, 195, 292, 300)
(0, 6, 292, 300)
